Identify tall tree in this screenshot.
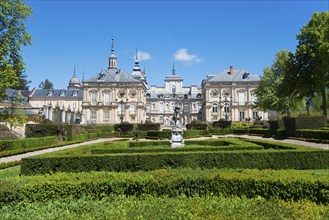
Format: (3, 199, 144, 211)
(254, 50, 305, 117)
(294, 11, 329, 116)
(0, 0, 32, 93)
(39, 79, 54, 90)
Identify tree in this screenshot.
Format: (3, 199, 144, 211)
(254, 50, 305, 117)
(0, 91, 27, 130)
(0, 0, 32, 92)
(294, 11, 329, 116)
(39, 79, 54, 90)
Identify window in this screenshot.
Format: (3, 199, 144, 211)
(224, 106, 230, 113)
(212, 103, 218, 113)
(104, 111, 110, 120)
(91, 111, 97, 120)
(159, 116, 164, 123)
(192, 103, 196, 110)
(104, 93, 110, 105)
(146, 104, 150, 113)
(35, 101, 40, 108)
(152, 103, 155, 110)
(238, 93, 245, 105)
(91, 92, 97, 105)
(130, 103, 136, 114)
(47, 90, 53, 97)
(183, 102, 189, 113)
(59, 100, 65, 108)
(171, 85, 176, 93)
(166, 103, 169, 111)
(239, 111, 245, 121)
(72, 102, 77, 111)
(72, 90, 78, 97)
(253, 111, 259, 120)
(159, 102, 164, 112)
(60, 90, 65, 97)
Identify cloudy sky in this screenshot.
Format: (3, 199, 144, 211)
(23, 0, 328, 89)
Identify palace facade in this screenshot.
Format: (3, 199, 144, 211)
(27, 39, 267, 124)
(202, 66, 267, 122)
(146, 64, 202, 126)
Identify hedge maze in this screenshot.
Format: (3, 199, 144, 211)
(20, 138, 329, 175)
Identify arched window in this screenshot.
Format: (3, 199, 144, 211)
(171, 85, 176, 93)
(159, 102, 164, 112)
(130, 103, 136, 114)
(212, 103, 218, 113)
(103, 92, 110, 105)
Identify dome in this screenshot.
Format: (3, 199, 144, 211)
(69, 74, 80, 84)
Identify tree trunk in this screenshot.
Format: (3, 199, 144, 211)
(321, 88, 328, 116)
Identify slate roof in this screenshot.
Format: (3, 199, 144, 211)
(30, 89, 83, 99)
(84, 69, 140, 83)
(206, 69, 260, 82)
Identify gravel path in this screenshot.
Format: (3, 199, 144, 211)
(1, 135, 328, 164)
(0, 138, 129, 164)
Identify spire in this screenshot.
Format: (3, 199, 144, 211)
(73, 64, 76, 77)
(132, 48, 141, 77)
(108, 35, 118, 69)
(172, 62, 176, 75)
(82, 68, 85, 82)
(111, 35, 115, 54)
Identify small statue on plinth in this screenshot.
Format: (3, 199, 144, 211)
(170, 106, 184, 148)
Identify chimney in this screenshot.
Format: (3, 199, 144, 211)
(230, 66, 233, 75)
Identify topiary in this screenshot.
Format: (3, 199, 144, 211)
(41, 119, 53, 124)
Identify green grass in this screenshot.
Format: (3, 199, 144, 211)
(0, 166, 20, 178)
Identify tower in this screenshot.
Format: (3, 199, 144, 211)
(108, 36, 118, 70)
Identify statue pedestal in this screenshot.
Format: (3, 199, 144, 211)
(170, 127, 184, 148)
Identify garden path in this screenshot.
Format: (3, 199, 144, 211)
(0, 137, 129, 164)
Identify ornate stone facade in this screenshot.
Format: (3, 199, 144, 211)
(146, 64, 202, 126)
(202, 66, 267, 122)
(81, 38, 147, 124)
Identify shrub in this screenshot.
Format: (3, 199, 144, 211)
(21, 149, 329, 175)
(6, 169, 329, 205)
(0, 136, 58, 152)
(146, 131, 171, 139)
(114, 123, 134, 132)
(284, 116, 328, 136)
(136, 123, 161, 131)
(213, 120, 232, 129)
(295, 129, 329, 140)
(209, 128, 234, 135)
(186, 123, 208, 130)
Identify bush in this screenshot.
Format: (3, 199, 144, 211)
(146, 131, 171, 139)
(21, 149, 329, 175)
(284, 116, 328, 136)
(136, 123, 161, 131)
(0, 136, 58, 152)
(209, 128, 234, 135)
(6, 169, 329, 205)
(213, 120, 232, 129)
(114, 123, 134, 132)
(295, 129, 329, 140)
(186, 123, 208, 130)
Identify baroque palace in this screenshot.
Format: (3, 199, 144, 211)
(27, 38, 267, 124)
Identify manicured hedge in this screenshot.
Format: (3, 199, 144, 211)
(146, 131, 171, 139)
(295, 129, 329, 140)
(92, 145, 263, 155)
(20, 149, 329, 175)
(284, 116, 328, 136)
(186, 123, 208, 130)
(4, 169, 329, 205)
(209, 128, 234, 135)
(136, 123, 161, 131)
(213, 120, 232, 128)
(0, 136, 58, 152)
(114, 123, 134, 132)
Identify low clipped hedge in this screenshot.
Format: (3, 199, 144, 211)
(186, 123, 208, 130)
(136, 123, 161, 131)
(3, 169, 329, 205)
(295, 129, 329, 140)
(0, 136, 58, 152)
(21, 149, 329, 175)
(146, 131, 171, 139)
(114, 123, 134, 132)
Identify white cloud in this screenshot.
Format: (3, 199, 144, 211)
(174, 48, 203, 65)
(134, 51, 151, 61)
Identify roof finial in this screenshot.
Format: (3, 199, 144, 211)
(111, 35, 115, 54)
(82, 68, 85, 82)
(73, 64, 76, 77)
(135, 48, 138, 61)
(172, 61, 176, 75)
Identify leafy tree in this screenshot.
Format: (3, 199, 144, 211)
(0, 91, 27, 130)
(39, 79, 54, 90)
(254, 50, 305, 117)
(293, 11, 329, 116)
(0, 0, 32, 92)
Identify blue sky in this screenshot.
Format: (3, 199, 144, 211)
(23, 0, 328, 89)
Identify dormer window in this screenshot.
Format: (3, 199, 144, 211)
(72, 90, 78, 97)
(47, 90, 53, 97)
(60, 90, 65, 97)
(171, 85, 176, 93)
(98, 73, 105, 80)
